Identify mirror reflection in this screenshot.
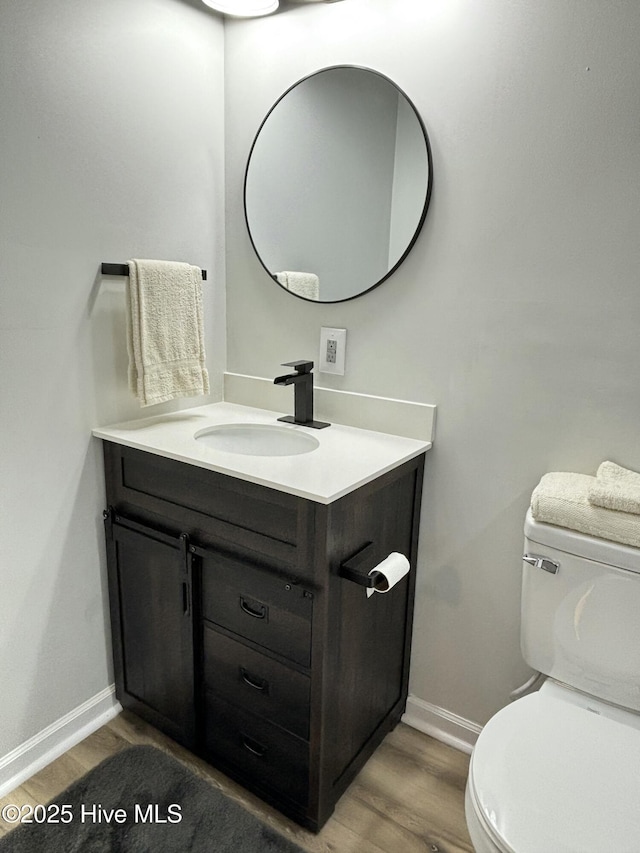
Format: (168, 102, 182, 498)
(244, 66, 433, 303)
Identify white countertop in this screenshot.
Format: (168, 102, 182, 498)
(92, 402, 430, 503)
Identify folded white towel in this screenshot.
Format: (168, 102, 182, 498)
(275, 271, 320, 301)
(588, 461, 640, 515)
(531, 471, 640, 549)
(126, 259, 209, 407)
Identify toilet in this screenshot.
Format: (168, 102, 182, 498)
(465, 509, 640, 853)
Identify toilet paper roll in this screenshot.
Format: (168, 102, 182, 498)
(367, 552, 410, 598)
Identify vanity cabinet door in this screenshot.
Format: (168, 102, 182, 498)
(104, 515, 195, 748)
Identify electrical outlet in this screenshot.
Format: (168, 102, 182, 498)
(319, 327, 347, 375)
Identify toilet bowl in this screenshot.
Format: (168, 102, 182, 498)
(466, 512, 640, 852)
(465, 681, 640, 852)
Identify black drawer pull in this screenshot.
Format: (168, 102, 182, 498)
(240, 668, 269, 693)
(241, 735, 266, 758)
(239, 596, 267, 620)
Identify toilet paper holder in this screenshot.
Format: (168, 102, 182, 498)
(339, 542, 385, 588)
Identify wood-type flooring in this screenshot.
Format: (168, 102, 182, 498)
(0, 713, 473, 853)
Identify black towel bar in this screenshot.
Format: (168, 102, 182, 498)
(101, 263, 207, 280)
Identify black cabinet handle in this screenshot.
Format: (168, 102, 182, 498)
(239, 596, 267, 620)
(241, 735, 266, 758)
(240, 667, 269, 693)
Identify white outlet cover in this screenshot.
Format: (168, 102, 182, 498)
(319, 327, 347, 375)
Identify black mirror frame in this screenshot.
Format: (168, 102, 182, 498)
(243, 64, 434, 304)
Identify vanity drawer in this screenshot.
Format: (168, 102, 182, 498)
(203, 625, 310, 739)
(105, 444, 314, 568)
(205, 693, 309, 807)
(201, 552, 313, 667)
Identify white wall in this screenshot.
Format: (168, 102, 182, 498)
(0, 0, 225, 759)
(224, 0, 640, 726)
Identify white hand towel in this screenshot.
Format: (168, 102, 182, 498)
(275, 271, 320, 301)
(531, 471, 640, 549)
(126, 259, 209, 407)
(588, 461, 640, 515)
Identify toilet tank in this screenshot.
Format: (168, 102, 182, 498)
(521, 509, 640, 712)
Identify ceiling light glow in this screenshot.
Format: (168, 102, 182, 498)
(202, 0, 279, 17)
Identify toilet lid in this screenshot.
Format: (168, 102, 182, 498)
(470, 690, 640, 853)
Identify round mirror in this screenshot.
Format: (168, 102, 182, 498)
(244, 66, 433, 303)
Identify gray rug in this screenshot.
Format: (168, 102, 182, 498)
(0, 745, 305, 852)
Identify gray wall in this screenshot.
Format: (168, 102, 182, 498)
(0, 0, 225, 758)
(224, 0, 640, 726)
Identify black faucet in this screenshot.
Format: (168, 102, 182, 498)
(273, 361, 330, 429)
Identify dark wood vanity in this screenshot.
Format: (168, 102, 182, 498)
(101, 440, 424, 830)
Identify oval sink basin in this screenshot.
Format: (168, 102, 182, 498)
(194, 423, 320, 457)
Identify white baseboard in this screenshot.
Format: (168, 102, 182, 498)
(0, 686, 121, 798)
(402, 694, 482, 755)
(0, 687, 477, 797)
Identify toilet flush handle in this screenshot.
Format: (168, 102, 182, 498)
(523, 553, 560, 574)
